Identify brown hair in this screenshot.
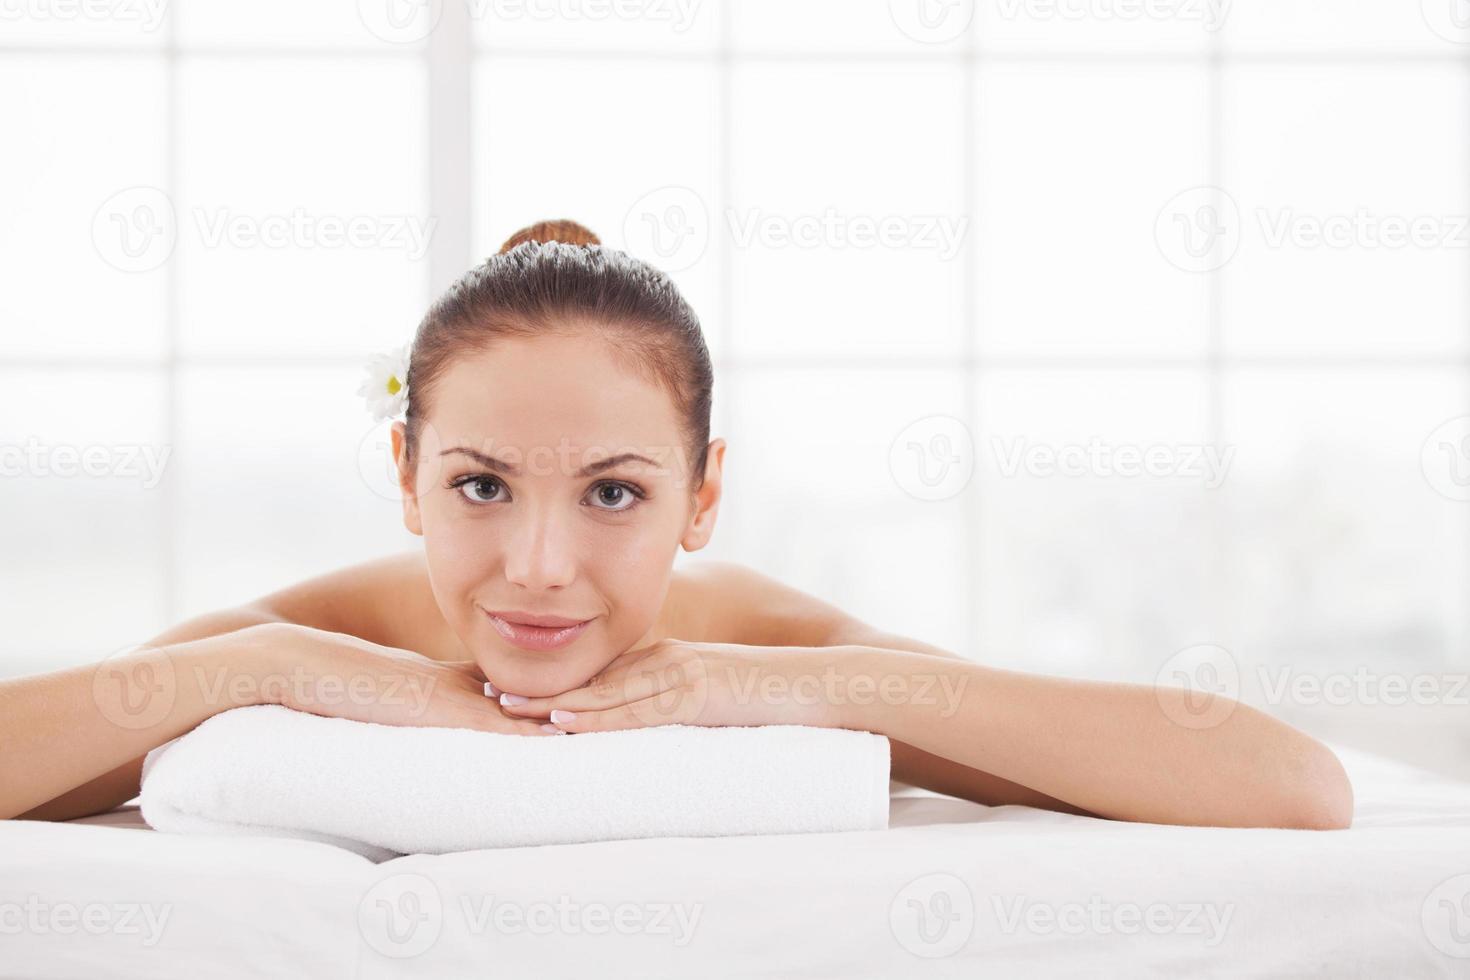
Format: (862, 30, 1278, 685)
(403, 219, 714, 491)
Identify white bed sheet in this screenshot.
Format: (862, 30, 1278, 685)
(3, 744, 1469, 979)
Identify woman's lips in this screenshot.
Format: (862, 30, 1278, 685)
(483, 610, 593, 651)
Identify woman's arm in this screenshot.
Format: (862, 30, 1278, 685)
(509, 635, 1353, 830)
(678, 562, 1352, 826)
(681, 561, 1095, 814)
(820, 619, 1354, 827)
(8, 552, 426, 821)
(830, 644, 1353, 830)
(1, 612, 286, 821)
(7, 609, 541, 822)
(815, 619, 1099, 815)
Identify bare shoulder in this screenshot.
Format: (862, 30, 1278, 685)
(669, 559, 854, 647)
(249, 550, 459, 656)
(251, 555, 848, 653)
(246, 553, 957, 659)
(672, 559, 965, 659)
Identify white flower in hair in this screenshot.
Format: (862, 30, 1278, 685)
(357, 342, 412, 422)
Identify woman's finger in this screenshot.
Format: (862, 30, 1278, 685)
(500, 648, 688, 715)
(545, 687, 705, 733)
(442, 697, 557, 736)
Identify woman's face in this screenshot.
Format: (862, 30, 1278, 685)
(391, 332, 723, 697)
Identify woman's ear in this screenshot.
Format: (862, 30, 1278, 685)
(681, 438, 725, 552)
(390, 421, 423, 536)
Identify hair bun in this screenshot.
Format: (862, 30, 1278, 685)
(498, 219, 601, 254)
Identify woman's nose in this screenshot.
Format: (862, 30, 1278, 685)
(501, 509, 577, 590)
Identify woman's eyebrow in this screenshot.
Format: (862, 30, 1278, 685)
(439, 447, 659, 478)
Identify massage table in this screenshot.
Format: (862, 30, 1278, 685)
(3, 744, 1468, 978)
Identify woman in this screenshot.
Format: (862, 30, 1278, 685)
(1, 220, 1353, 830)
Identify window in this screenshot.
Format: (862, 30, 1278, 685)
(3, 1, 1467, 776)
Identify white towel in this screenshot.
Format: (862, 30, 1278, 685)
(140, 704, 891, 858)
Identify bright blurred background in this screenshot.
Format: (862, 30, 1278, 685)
(3, 1, 1468, 778)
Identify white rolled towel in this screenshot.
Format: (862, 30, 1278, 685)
(140, 704, 891, 859)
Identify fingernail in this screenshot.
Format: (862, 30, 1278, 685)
(540, 723, 565, 734)
(483, 681, 499, 698)
(500, 693, 528, 707)
(550, 709, 577, 725)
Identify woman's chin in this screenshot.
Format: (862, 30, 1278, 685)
(481, 656, 606, 699)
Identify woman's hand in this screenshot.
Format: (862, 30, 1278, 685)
(241, 622, 554, 736)
(494, 638, 855, 733)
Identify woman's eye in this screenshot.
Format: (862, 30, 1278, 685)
(588, 482, 641, 512)
(455, 476, 504, 504)
(449, 476, 642, 511)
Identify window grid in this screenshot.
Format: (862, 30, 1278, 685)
(161, 6, 179, 626)
(962, 26, 981, 654)
(10, 42, 1466, 64)
(715, 0, 736, 548)
(1205, 17, 1226, 649)
(6, 18, 1468, 653)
